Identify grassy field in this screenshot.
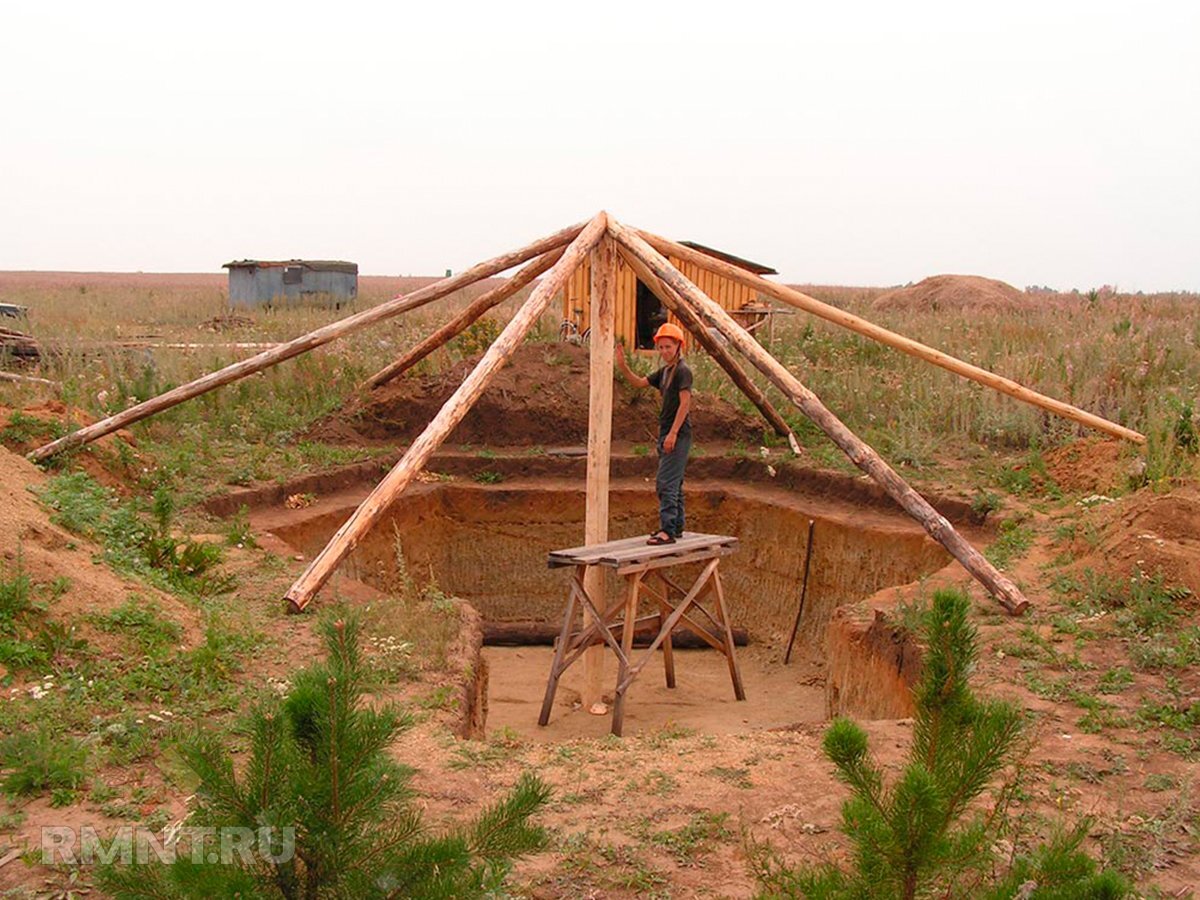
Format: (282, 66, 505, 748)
(1, 271, 1199, 896)
(2, 273, 1198, 500)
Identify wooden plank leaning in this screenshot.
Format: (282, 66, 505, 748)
(365, 245, 567, 389)
(282, 212, 609, 612)
(609, 217, 1032, 616)
(28, 220, 588, 462)
(634, 227, 1144, 445)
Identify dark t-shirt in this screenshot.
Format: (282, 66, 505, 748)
(647, 359, 693, 437)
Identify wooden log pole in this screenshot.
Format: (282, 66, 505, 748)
(365, 246, 566, 389)
(634, 228, 1145, 445)
(783, 518, 816, 664)
(28, 221, 588, 462)
(583, 236, 617, 713)
(616, 245, 801, 455)
(610, 219, 1031, 616)
(282, 212, 609, 612)
(0, 371, 58, 387)
(610, 572, 644, 736)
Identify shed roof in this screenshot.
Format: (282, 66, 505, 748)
(678, 241, 777, 276)
(223, 260, 359, 275)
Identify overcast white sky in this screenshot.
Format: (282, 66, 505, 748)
(1, 1, 1196, 290)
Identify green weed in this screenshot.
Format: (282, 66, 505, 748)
(90, 597, 182, 654)
(645, 811, 731, 864)
(0, 728, 89, 800)
(38, 472, 235, 596)
(1097, 667, 1135, 693)
(984, 519, 1034, 570)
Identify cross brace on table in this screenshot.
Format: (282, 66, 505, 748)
(538, 541, 745, 736)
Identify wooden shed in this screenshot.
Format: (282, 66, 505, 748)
(223, 259, 358, 309)
(561, 240, 777, 349)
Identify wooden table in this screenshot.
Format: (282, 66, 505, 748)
(538, 532, 745, 736)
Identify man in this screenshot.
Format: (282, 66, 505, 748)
(616, 322, 693, 545)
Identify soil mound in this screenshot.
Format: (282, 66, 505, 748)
(0, 401, 144, 493)
(1074, 485, 1200, 596)
(1043, 438, 1127, 495)
(0, 448, 201, 680)
(312, 342, 766, 447)
(872, 274, 1029, 313)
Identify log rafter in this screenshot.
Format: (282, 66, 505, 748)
(20, 209, 1139, 616)
(609, 216, 1031, 615)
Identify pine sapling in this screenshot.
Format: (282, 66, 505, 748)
(753, 588, 1129, 899)
(100, 611, 550, 898)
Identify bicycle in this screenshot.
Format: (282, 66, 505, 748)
(558, 307, 590, 346)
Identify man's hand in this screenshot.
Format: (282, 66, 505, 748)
(663, 432, 677, 453)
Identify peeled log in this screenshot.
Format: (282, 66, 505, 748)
(366, 246, 566, 388)
(583, 236, 618, 709)
(635, 228, 1144, 445)
(29, 220, 587, 462)
(610, 218, 1031, 616)
(283, 213, 609, 612)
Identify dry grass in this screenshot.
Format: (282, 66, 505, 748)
(0, 272, 527, 497)
(696, 284, 1200, 488)
(1, 271, 1198, 498)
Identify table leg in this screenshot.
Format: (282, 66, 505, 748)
(538, 583, 578, 726)
(711, 567, 746, 701)
(611, 572, 643, 736)
(659, 601, 676, 688)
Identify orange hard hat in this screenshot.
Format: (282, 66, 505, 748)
(653, 322, 686, 344)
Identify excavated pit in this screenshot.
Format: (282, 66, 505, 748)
(244, 463, 979, 738)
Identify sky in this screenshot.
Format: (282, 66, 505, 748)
(1, 1, 1197, 291)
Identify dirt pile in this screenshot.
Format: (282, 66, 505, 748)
(872, 274, 1030, 313)
(0, 401, 145, 492)
(312, 342, 765, 447)
(0, 448, 201, 680)
(1043, 438, 1128, 495)
(1073, 485, 1200, 596)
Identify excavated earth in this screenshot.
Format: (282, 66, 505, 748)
(308, 342, 767, 447)
(871, 273, 1032, 313)
(216, 450, 987, 739)
(231, 344, 1003, 738)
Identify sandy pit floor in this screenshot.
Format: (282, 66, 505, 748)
(484, 644, 826, 740)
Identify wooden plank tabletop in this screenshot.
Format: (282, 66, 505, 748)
(548, 532, 738, 569)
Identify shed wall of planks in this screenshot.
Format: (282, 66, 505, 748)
(562, 253, 758, 350)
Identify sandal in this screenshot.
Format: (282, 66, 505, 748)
(647, 532, 676, 546)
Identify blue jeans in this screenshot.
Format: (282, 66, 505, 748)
(656, 429, 691, 538)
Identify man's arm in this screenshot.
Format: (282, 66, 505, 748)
(615, 340, 650, 388)
(663, 390, 691, 452)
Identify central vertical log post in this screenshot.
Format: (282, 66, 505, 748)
(583, 236, 617, 713)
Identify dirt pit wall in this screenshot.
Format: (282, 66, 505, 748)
(268, 478, 952, 656)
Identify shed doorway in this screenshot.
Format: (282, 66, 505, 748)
(635, 279, 668, 349)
